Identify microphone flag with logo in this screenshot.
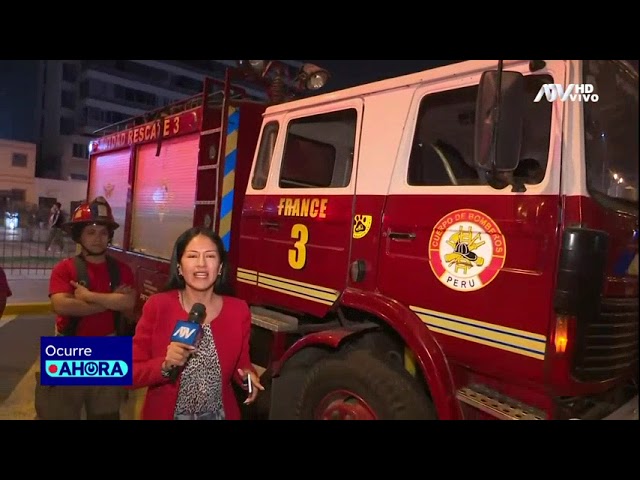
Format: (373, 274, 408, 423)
(168, 302, 206, 381)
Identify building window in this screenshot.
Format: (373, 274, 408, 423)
(62, 63, 78, 83)
(72, 143, 88, 159)
(61, 90, 76, 109)
(173, 75, 203, 92)
(11, 189, 26, 201)
(60, 117, 75, 135)
(12, 153, 27, 167)
(82, 106, 130, 127)
(113, 85, 157, 107)
(80, 79, 109, 99)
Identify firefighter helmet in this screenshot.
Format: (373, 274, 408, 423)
(62, 196, 119, 237)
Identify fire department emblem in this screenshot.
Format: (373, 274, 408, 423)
(103, 183, 115, 199)
(428, 209, 506, 292)
(353, 214, 372, 239)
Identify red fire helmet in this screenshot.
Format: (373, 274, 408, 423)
(62, 196, 119, 234)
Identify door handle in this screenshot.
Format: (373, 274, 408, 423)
(261, 220, 280, 229)
(388, 231, 416, 241)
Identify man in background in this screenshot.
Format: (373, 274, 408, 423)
(45, 202, 65, 253)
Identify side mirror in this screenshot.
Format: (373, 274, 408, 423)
(474, 70, 525, 176)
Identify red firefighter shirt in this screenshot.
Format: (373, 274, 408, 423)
(49, 257, 135, 336)
(0, 266, 12, 302)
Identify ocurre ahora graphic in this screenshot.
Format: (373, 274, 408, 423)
(40, 336, 133, 386)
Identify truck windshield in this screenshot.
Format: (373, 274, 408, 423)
(583, 60, 638, 212)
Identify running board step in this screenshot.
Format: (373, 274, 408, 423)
(457, 385, 546, 420)
(250, 306, 298, 332)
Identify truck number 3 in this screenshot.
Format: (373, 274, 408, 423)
(288, 224, 308, 270)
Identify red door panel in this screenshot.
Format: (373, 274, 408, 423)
(377, 63, 564, 388)
(251, 100, 363, 318)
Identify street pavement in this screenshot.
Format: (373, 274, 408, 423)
(0, 267, 60, 419)
(0, 314, 54, 420)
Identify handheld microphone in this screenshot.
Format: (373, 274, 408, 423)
(168, 302, 206, 381)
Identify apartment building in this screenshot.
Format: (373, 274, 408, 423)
(34, 60, 302, 181)
(0, 138, 37, 211)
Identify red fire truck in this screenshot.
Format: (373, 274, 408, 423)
(87, 59, 638, 420)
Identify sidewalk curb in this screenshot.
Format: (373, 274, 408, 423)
(4, 303, 52, 316)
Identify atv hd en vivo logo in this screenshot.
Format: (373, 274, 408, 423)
(534, 83, 599, 103)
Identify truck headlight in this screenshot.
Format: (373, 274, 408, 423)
(299, 63, 329, 90)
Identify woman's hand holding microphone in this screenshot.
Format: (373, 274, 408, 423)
(162, 342, 196, 373)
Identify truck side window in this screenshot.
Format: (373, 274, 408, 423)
(407, 74, 553, 187)
(278, 108, 357, 189)
(251, 121, 279, 190)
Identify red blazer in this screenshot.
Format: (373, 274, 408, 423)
(131, 290, 254, 420)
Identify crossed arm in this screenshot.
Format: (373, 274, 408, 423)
(51, 284, 136, 317)
(72, 281, 136, 312)
(49, 260, 137, 318)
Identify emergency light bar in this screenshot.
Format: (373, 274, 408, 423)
(236, 59, 330, 94)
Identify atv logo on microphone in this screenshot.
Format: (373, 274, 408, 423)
(40, 336, 133, 386)
(172, 325, 197, 341)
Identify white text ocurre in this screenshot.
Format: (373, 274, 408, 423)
(45, 346, 93, 357)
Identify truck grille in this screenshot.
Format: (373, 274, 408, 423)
(573, 297, 639, 382)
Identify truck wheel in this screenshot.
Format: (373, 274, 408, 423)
(294, 348, 436, 420)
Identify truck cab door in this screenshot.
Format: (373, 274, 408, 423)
(377, 61, 564, 385)
(251, 99, 364, 318)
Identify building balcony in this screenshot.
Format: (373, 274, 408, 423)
(78, 90, 161, 114)
(80, 61, 198, 97)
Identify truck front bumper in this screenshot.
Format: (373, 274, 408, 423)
(602, 395, 638, 420)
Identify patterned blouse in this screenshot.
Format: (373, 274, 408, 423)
(173, 324, 225, 420)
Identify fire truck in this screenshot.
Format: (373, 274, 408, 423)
(87, 60, 638, 420)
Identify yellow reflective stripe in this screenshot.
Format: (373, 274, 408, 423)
(237, 268, 339, 306)
(411, 306, 547, 360)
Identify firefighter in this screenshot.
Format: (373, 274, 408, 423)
(36, 196, 137, 420)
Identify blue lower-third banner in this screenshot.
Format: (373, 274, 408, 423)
(40, 336, 133, 386)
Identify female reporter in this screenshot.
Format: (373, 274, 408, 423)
(131, 227, 263, 420)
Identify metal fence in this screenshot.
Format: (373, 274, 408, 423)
(1, 222, 76, 275)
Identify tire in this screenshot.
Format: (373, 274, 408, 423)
(295, 348, 437, 420)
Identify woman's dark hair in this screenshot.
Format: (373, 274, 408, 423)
(164, 227, 233, 295)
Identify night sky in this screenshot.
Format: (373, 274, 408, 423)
(0, 60, 39, 143)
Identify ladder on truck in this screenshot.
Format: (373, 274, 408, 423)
(195, 72, 255, 252)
